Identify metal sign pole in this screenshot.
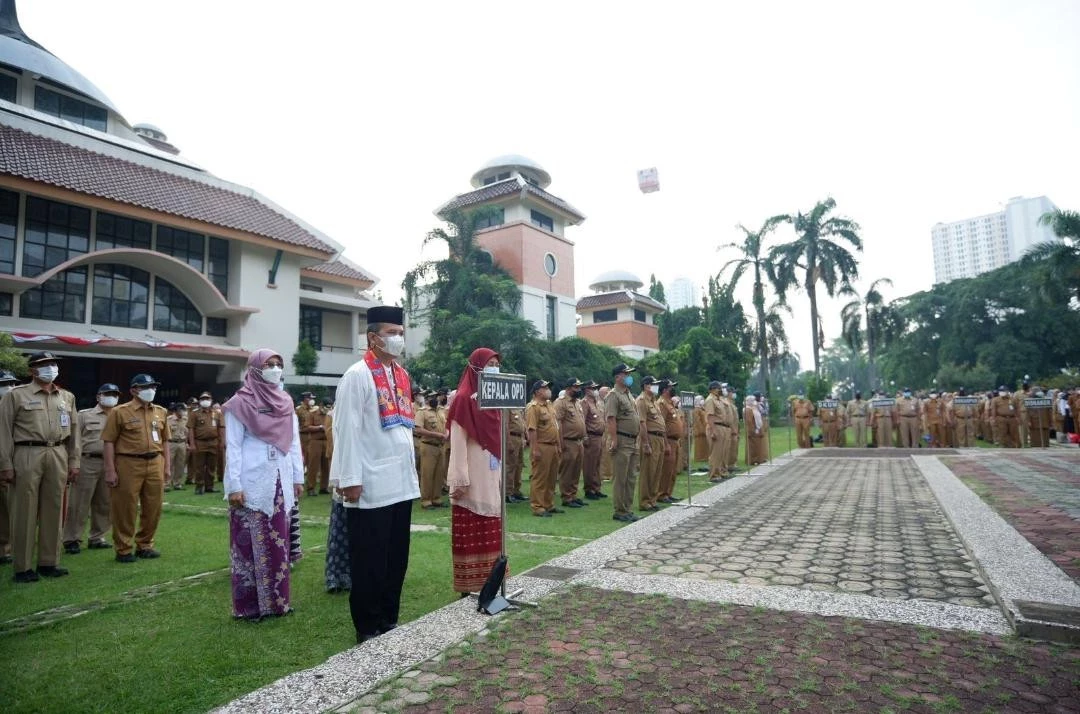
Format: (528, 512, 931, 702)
(787, 402, 792, 455)
(499, 410, 508, 598)
(675, 393, 707, 509)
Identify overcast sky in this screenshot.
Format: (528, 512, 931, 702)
(21, 0, 1080, 368)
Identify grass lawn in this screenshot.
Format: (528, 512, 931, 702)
(0, 427, 800, 714)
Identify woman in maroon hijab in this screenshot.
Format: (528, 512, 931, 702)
(222, 348, 304, 620)
(447, 347, 507, 595)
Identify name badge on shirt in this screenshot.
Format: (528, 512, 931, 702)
(489, 454, 500, 471)
(152, 430, 160, 443)
(268, 445, 279, 461)
(59, 412, 71, 428)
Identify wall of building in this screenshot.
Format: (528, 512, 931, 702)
(1005, 196, 1058, 261)
(233, 242, 302, 379)
(579, 304, 661, 326)
(577, 320, 659, 351)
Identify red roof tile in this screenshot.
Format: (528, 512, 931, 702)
(0, 124, 335, 254)
(576, 291, 666, 311)
(303, 259, 375, 285)
(438, 177, 585, 222)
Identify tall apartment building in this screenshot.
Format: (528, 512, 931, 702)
(666, 276, 697, 311)
(931, 196, 1059, 284)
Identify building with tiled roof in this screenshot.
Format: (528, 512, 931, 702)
(576, 271, 665, 360)
(0, 1, 377, 397)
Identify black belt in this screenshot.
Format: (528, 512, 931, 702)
(587, 431, 604, 436)
(648, 431, 664, 437)
(538, 441, 558, 445)
(82, 453, 103, 459)
(666, 436, 680, 441)
(195, 437, 218, 441)
(15, 439, 67, 447)
(117, 452, 161, 460)
(421, 440, 442, 446)
(711, 422, 730, 427)
(616, 431, 638, 439)
(169, 439, 186, 443)
(562, 437, 583, 442)
(509, 432, 523, 437)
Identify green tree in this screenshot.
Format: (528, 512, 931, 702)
(702, 275, 753, 354)
(657, 306, 703, 351)
(1024, 208, 1080, 301)
(719, 217, 785, 405)
(770, 197, 863, 375)
(647, 274, 666, 305)
(0, 333, 29, 377)
(292, 340, 318, 380)
(839, 277, 901, 388)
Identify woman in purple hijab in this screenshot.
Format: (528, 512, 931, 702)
(222, 349, 304, 620)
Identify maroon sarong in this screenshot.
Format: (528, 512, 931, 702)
(451, 505, 505, 593)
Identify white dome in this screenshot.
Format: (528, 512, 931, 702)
(589, 270, 643, 292)
(470, 154, 552, 188)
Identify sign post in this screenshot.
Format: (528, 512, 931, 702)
(476, 371, 535, 613)
(1024, 397, 1052, 449)
(675, 391, 707, 509)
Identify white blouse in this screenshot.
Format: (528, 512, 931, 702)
(329, 357, 420, 509)
(223, 410, 304, 517)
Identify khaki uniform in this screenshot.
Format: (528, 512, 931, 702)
(724, 397, 739, 470)
(505, 409, 525, 498)
(792, 398, 814, 449)
(298, 405, 330, 492)
(604, 387, 639, 517)
(657, 396, 680, 501)
(692, 406, 708, 462)
(166, 413, 188, 488)
(923, 397, 945, 447)
(63, 405, 112, 546)
(526, 397, 559, 515)
(637, 392, 666, 510)
(870, 399, 896, 448)
(991, 394, 1019, 448)
(417, 406, 445, 507)
(555, 395, 586, 504)
(0, 383, 80, 572)
(819, 403, 839, 447)
(847, 399, 869, 447)
(953, 399, 976, 447)
(437, 404, 451, 494)
(703, 393, 731, 477)
(103, 399, 168, 557)
(1015, 392, 1030, 448)
(187, 407, 222, 491)
(896, 396, 921, 447)
(744, 405, 767, 465)
(581, 396, 605, 497)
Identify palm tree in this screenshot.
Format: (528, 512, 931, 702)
(840, 278, 899, 388)
(770, 197, 863, 375)
(1024, 208, 1080, 301)
(719, 217, 784, 399)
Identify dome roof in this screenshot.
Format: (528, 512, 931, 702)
(0, 1, 120, 114)
(470, 154, 552, 188)
(589, 270, 643, 291)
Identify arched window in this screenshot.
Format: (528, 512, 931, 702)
(154, 277, 201, 334)
(92, 264, 149, 328)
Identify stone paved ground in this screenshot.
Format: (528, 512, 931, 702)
(945, 451, 1080, 583)
(344, 588, 1080, 714)
(607, 458, 994, 607)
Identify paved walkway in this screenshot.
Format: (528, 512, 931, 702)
(218, 449, 1080, 714)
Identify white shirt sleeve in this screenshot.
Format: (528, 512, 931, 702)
(224, 410, 245, 496)
(289, 414, 303, 485)
(330, 365, 365, 489)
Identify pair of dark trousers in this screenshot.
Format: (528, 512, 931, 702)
(347, 499, 412, 637)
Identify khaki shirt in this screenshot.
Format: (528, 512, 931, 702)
(79, 405, 110, 455)
(992, 394, 1016, 418)
(847, 400, 868, 418)
(298, 405, 328, 440)
(792, 399, 814, 419)
(819, 406, 838, 422)
(166, 413, 188, 443)
(103, 399, 170, 455)
(897, 397, 920, 418)
(658, 397, 680, 439)
(0, 382, 80, 471)
(187, 407, 221, 450)
(507, 409, 525, 436)
(605, 387, 639, 437)
(703, 394, 726, 426)
(582, 396, 605, 436)
(418, 407, 442, 445)
(554, 395, 585, 440)
(637, 393, 665, 435)
(525, 399, 559, 443)
(923, 398, 944, 425)
(692, 406, 707, 436)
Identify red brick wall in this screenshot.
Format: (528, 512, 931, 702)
(577, 320, 659, 350)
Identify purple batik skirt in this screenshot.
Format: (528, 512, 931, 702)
(230, 478, 291, 619)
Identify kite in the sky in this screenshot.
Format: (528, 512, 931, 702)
(638, 167, 659, 193)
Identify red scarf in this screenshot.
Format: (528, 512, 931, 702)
(364, 350, 414, 429)
(447, 347, 502, 458)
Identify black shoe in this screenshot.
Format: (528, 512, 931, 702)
(584, 492, 602, 500)
(708, 477, 722, 483)
(562, 501, 584, 508)
(639, 505, 660, 513)
(115, 553, 137, 563)
(173, 485, 185, 490)
(548, 507, 565, 514)
(668, 496, 683, 502)
(0, 554, 12, 565)
(135, 549, 161, 559)
(506, 496, 515, 504)
(14, 569, 39, 583)
(319, 488, 330, 495)
(511, 493, 528, 502)
(87, 540, 112, 550)
(64, 541, 81, 555)
(612, 514, 634, 523)
(629, 513, 641, 521)
(37, 565, 69, 578)
(356, 630, 380, 644)
(533, 511, 552, 518)
(572, 498, 588, 507)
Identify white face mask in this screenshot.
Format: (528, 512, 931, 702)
(380, 333, 405, 357)
(99, 395, 119, 408)
(199, 399, 212, 409)
(999, 391, 1008, 397)
(138, 389, 156, 403)
(482, 366, 500, 374)
(306, 398, 316, 407)
(0, 385, 12, 395)
(649, 385, 659, 395)
(259, 366, 283, 384)
(35, 365, 59, 383)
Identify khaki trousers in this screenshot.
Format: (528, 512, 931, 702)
(850, 417, 867, 447)
(708, 425, 731, 477)
(876, 418, 895, 448)
(168, 442, 187, 487)
(419, 442, 444, 506)
(63, 455, 110, 545)
(12, 444, 67, 571)
(899, 416, 920, 447)
(583, 435, 603, 495)
(111, 454, 164, 557)
(727, 430, 738, 469)
(192, 448, 218, 490)
(658, 437, 678, 500)
(600, 435, 613, 482)
(610, 434, 638, 517)
(638, 434, 664, 509)
(999, 416, 1019, 448)
(0, 481, 11, 557)
(795, 417, 812, 448)
(505, 435, 524, 496)
(928, 423, 945, 448)
(956, 418, 974, 447)
(304, 438, 328, 491)
(529, 442, 558, 514)
(558, 439, 584, 503)
(822, 420, 838, 447)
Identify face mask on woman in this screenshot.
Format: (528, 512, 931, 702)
(482, 365, 500, 374)
(259, 366, 283, 384)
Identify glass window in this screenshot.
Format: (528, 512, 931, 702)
(544, 253, 557, 277)
(633, 309, 646, 322)
(474, 207, 504, 230)
(0, 292, 11, 316)
(207, 237, 229, 296)
(531, 210, 554, 232)
(156, 226, 204, 272)
(206, 317, 227, 337)
(0, 72, 15, 103)
(20, 267, 87, 323)
(22, 196, 90, 277)
(153, 278, 202, 334)
(299, 305, 322, 350)
(95, 212, 151, 250)
(545, 295, 557, 341)
(593, 308, 617, 323)
(34, 85, 107, 132)
(92, 264, 149, 329)
(0, 187, 17, 274)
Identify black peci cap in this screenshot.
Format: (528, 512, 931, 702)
(531, 379, 550, 393)
(27, 351, 61, 365)
(611, 363, 636, 376)
(97, 383, 121, 394)
(130, 374, 160, 388)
